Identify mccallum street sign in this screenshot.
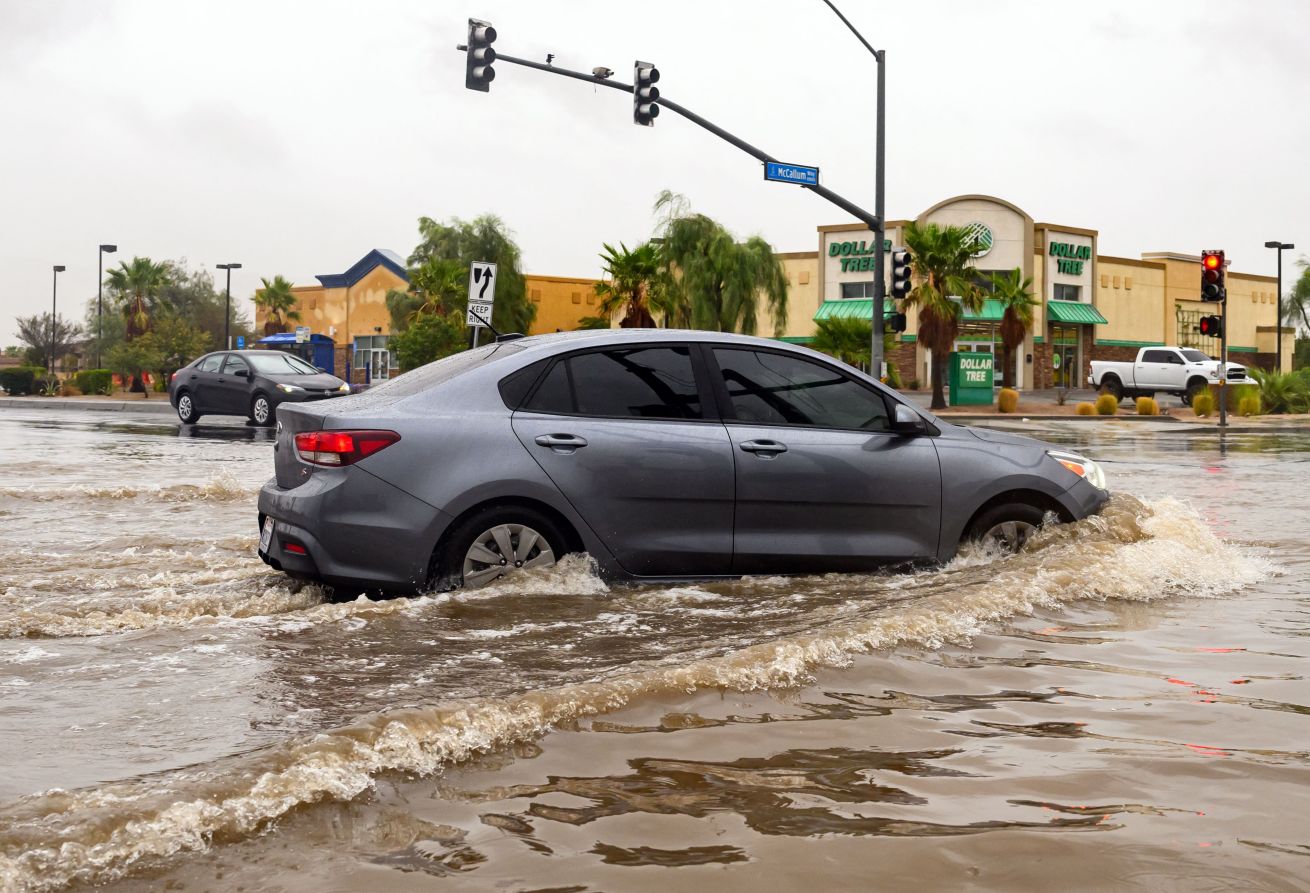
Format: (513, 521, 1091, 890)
(764, 161, 819, 187)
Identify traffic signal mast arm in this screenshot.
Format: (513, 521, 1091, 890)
(476, 48, 882, 231)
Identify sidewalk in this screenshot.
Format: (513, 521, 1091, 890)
(0, 396, 176, 415)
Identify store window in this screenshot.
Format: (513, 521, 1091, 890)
(840, 281, 876, 300)
(1053, 284, 1081, 302)
(353, 335, 394, 381)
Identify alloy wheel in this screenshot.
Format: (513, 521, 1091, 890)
(980, 519, 1036, 552)
(177, 395, 193, 422)
(461, 523, 556, 588)
(252, 397, 270, 425)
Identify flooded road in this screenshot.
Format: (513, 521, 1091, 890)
(0, 409, 1305, 891)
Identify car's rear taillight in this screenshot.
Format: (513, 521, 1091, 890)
(294, 430, 400, 466)
(170, 372, 177, 382)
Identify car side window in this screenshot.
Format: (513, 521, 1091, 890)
(1165, 353, 1184, 364)
(523, 346, 703, 420)
(197, 355, 222, 373)
(224, 355, 249, 375)
(713, 348, 891, 432)
(1142, 350, 1168, 363)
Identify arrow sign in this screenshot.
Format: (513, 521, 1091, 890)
(466, 261, 497, 327)
(764, 161, 819, 187)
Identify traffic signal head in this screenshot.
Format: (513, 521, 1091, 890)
(889, 311, 908, 333)
(1200, 249, 1225, 302)
(634, 61, 660, 126)
(465, 19, 497, 92)
(890, 249, 912, 299)
(1198, 314, 1223, 339)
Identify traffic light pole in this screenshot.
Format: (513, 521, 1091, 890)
(1219, 296, 1229, 429)
(481, 50, 882, 233)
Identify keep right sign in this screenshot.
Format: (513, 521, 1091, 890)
(466, 262, 497, 327)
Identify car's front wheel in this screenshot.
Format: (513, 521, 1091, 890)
(966, 502, 1046, 553)
(432, 505, 565, 591)
(176, 391, 201, 424)
(249, 393, 273, 427)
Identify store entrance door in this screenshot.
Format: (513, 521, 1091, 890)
(1051, 324, 1080, 388)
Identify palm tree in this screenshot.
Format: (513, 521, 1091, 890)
(902, 222, 986, 410)
(595, 241, 662, 328)
(105, 257, 172, 341)
(255, 275, 302, 336)
(653, 190, 788, 335)
(810, 317, 896, 373)
(1284, 257, 1310, 334)
(987, 267, 1038, 389)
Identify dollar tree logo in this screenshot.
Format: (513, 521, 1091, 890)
(964, 222, 994, 258)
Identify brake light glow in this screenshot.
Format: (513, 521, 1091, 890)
(294, 430, 400, 466)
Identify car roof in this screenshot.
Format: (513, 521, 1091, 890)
(505, 328, 801, 356)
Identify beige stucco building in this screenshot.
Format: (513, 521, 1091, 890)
(771, 194, 1290, 390)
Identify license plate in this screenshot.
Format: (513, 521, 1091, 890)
(259, 517, 275, 553)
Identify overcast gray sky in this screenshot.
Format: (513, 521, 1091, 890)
(2, 0, 1306, 346)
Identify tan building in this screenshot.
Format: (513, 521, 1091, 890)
(284, 251, 602, 382)
(772, 194, 1291, 390)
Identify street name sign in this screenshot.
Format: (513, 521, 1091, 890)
(467, 261, 497, 327)
(764, 161, 819, 187)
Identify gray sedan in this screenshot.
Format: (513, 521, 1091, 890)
(257, 330, 1109, 592)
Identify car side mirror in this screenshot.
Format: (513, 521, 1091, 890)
(891, 403, 927, 435)
(234, 369, 249, 379)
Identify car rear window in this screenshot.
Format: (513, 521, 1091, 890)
(363, 342, 525, 398)
(522, 346, 703, 420)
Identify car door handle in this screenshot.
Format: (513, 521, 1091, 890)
(535, 433, 588, 452)
(739, 439, 788, 455)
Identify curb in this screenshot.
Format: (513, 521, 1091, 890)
(0, 397, 176, 415)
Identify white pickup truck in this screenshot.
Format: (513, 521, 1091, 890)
(1088, 346, 1247, 405)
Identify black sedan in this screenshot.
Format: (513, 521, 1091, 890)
(168, 350, 350, 425)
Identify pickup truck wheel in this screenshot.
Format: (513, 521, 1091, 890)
(1101, 377, 1123, 401)
(1184, 378, 1207, 407)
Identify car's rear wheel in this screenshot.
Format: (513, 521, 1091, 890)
(176, 392, 201, 424)
(250, 393, 273, 426)
(433, 506, 565, 591)
(966, 502, 1046, 553)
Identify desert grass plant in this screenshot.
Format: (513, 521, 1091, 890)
(1075, 402, 1095, 416)
(1095, 393, 1119, 415)
(1192, 390, 1215, 417)
(1238, 394, 1262, 417)
(997, 387, 1019, 413)
(1135, 396, 1160, 416)
(1249, 368, 1310, 414)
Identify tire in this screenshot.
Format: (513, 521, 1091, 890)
(1102, 376, 1123, 401)
(1183, 378, 1207, 407)
(431, 505, 567, 591)
(965, 502, 1047, 553)
(249, 393, 273, 427)
(175, 391, 201, 424)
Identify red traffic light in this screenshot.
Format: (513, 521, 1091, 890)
(1198, 315, 1223, 338)
(1202, 252, 1223, 270)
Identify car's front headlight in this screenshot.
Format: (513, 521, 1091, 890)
(1048, 450, 1107, 491)
(276, 383, 305, 393)
(336, 383, 351, 394)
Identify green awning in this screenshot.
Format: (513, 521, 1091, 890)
(813, 299, 891, 321)
(1047, 300, 1108, 324)
(964, 299, 1005, 323)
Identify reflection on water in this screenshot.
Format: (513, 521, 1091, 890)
(0, 411, 1307, 892)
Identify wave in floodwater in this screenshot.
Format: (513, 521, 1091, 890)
(0, 473, 254, 505)
(0, 495, 1272, 892)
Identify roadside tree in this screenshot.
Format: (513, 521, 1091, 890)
(902, 222, 986, 410)
(145, 316, 210, 379)
(408, 215, 535, 335)
(105, 339, 164, 398)
(654, 191, 787, 335)
(988, 267, 1038, 389)
(1283, 257, 1310, 334)
(390, 312, 466, 372)
(106, 257, 172, 340)
(254, 275, 301, 336)
(14, 313, 82, 371)
(595, 241, 661, 328)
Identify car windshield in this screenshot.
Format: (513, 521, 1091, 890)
(1181, 349, 1211, 363)
(246, 353, 321, 375)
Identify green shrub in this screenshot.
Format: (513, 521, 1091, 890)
(1249, 368, 1310, 414)
(1192, 391, 1215, 417)
(73, 369, 113, 396)
(1095, 393, 1118, 415)
(1135, 396, 1160, 416)
(997, 388, 1019, 413)
(1208, 382, 1260, 413)
(1238, 395, 1262, 417)
(0, 366, 42, 396)
(1075, 402, 1095, 416)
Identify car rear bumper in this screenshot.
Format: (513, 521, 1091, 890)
(257, 467, 453, 593)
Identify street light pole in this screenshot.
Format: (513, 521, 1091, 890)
(217, 263, 242, 348)
(1264, 241, 1295, 372)
(819, 0, 886, 380)
(51, 265, 66, 379)
(97, 244, 117, 369)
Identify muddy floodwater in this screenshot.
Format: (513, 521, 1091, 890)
(0, 409, 1306, 892)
